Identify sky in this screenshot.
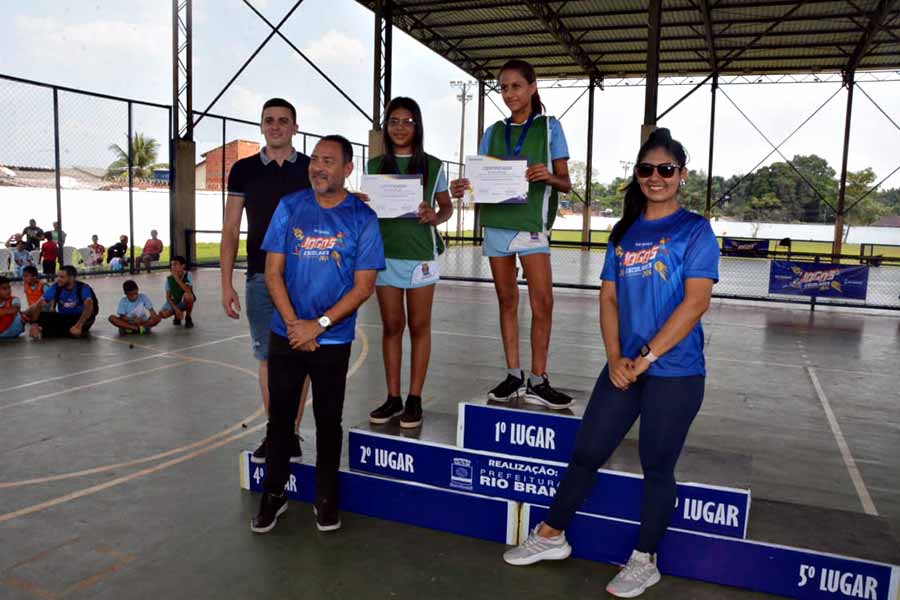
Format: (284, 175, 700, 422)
(2, 0, 900, 189)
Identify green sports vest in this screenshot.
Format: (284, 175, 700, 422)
(367, 154, 446, 261)
(478, 115, 558, 232)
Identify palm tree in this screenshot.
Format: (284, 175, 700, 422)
(106, 133, 165, 179)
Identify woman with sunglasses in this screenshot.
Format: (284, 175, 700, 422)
(501, 129, 720, 598)
(367, 97, 454, 428)
(449, 59, 573, 409)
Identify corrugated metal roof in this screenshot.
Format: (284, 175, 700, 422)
(357, 0, 900, 80)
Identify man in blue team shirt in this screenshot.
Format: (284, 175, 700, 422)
(251, 135, 385, 534)
(25, 265, 98, 339)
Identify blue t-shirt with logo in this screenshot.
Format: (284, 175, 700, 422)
(261, 188, 386, 344)
(117, 293, 155, 319)
(43, 282, 93, 315)
(600, 208, 720, 377)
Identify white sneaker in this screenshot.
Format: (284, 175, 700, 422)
(606, 550, 661, 598)
(502, 524, 572, 566)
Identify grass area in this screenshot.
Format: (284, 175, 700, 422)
(125, 241, 248, 266)
(139, 235, 895, 268)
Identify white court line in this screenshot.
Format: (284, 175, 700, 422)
(0, 361, 191, 411)
(0, 334, 249, 394)
(806, 366, 878, 516)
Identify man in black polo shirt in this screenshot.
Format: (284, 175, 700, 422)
(221, 97, 311, 463)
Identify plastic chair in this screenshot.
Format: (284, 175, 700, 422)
(29, 249, 40, 265)
(78, 247, 102, 272)
(0, 248, 12, 276)
(62, 246, 83, 270)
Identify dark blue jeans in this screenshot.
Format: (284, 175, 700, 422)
(545, 366, 705, 553)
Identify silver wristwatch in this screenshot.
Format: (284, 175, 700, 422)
(318, 315, 332, 330)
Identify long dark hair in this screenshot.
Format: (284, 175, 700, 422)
(380, 97, 427, 176)
(609, 128, 688, 246)
(499, 59, 545, 116)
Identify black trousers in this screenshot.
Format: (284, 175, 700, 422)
(263, 333, 352, 507)
(36, 312, 95, 337)
(42, 260, 56, 276)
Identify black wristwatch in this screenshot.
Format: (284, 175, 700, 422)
(640, 344, 658, 364)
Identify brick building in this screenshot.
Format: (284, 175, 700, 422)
(196, 139, 260, 191)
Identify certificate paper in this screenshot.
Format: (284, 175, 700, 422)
(360, 174, 422, 218)
(465, 155, 528, 205)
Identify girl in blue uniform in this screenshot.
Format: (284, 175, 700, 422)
(501, 129, 720, 598)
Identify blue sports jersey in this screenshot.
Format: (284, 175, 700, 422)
(43, 282, 93, 315)
(117, 293, 154, 319)
(262, 188, 385, 344)
(600, 208, 720, 377)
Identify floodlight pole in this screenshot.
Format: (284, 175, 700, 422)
(834, 70, 855, 259)
(451, 81, 474, 237)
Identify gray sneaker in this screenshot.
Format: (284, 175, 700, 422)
(606, 550, 661, 598)
(502, 525, 572, 566)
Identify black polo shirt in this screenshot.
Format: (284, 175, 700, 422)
(227, 148, 311, 276)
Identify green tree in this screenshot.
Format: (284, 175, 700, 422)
(743, 192, 784, 222)
(106, 133, 164, 180)
(843, 168, 887, 225)
(720, 155, 837, 222)
(680, 169, 725, 215)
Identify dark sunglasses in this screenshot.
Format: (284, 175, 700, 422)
(635, 163, 681, 178)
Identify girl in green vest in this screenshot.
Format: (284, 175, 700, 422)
(450, 59, 574, 409)
(368, 97, 454, 428)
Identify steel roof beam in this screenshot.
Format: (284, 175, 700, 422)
(398, 0, 843, 17)
(848, 0, 899, 71)
(456, 28, 890, 52)
(358, 0, 495, 81)
(521, 1, 605, 82)
(417, 11, 900, 42)
(697, 0, 718, 70)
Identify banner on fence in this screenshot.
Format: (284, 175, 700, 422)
(769, 261, 869, 300)
(722, 237, 769, 256)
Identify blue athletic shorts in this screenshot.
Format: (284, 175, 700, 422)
(482, 227, 551, 258)
(376, 258, 439, 289)
(161, 300, 189, 314)
(245, 272, 274, 361)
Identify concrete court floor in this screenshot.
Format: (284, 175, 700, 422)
(0, 268, 898, 600)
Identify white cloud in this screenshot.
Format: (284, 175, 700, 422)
(301, 29, 366, 67)
(15, 15, 169, 61)
(225, 85, 322, 124)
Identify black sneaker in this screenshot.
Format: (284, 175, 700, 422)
(173, 317, 181, 326)
(488, 373, 525, 402)
(250, 492, 287, 533)
(369, 395, 404, 424)
(289, 433, 303, 463)
(525, 375, 574, 410)
(314, 500, 341, 532)
(251, 437, 266, 464)
(185, 315, 194, 328)
(400, 395, 423, 429)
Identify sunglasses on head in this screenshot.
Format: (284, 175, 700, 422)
(635, 163, 681, 178)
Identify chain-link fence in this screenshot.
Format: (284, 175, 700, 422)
(0, 74, 171, 276)
(438, 231, 900, 310)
